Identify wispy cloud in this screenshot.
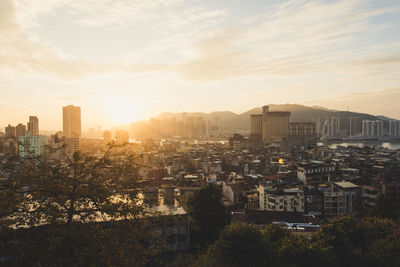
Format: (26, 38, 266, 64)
(1, 0, 399, 83)
(177, 0, 400, 81)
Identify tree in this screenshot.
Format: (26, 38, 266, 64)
(187, 184, 230, 246)
(314, 215, 400, 267)
(202, 223, 271, 267)
(0, 145, 157, 266)
(191, 223, 336, 267)
(367, 194, 398, 221)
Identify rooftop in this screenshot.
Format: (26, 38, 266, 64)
(334, 182, 359, 189)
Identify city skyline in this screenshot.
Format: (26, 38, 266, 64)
(1, 0, 400, 130)
(1, 102, 400, 133)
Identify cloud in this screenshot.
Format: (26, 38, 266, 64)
(176, 0, 400, 81)
(0, 0, 228, 79)
(0, 0, 400, 84)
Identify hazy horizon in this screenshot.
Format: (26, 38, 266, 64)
(2, 103, 399, 132)
(1, 0, 400, 131)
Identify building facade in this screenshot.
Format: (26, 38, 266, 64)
(28, 116, 39, 136)
(362, 120, 383, 138)
(5, 124, 16, 137)
(15, 123, 27, 138)
(287, 122, 317, 149)
(322, 182, 361, 219)
(349, 117, 361, 136)
(18, 132, 48, 158)
(258, 185, 304, 212)
(63, 105, 81, 138)
(297, 162, 335, 184)
(250, 105, 290, 143)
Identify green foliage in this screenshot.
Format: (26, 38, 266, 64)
(208, 223, 271, 267)
(187, 215, 398, 267)
(277, 235, 336, 267)
(187, 184, 230, 246)
(315, 215, 400, 267)
(367, 194, 398, 221)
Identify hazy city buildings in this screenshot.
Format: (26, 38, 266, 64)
(362, 120, 383, 138)
(27, 116, 39, 136)
(15, 123, 26, 138)
(115, 130, 129, 144)
(5, 124, 16, 137)
(250, 114, 263, 139)
(349, 117, 361, 136)
(287, 122, 317, 149)
(63, 105, 81, 138)
(312, 118, 321, 137)
(322, 117, 340, 138)
(103, 130, 112, 143)
(389, 120, 399, 137)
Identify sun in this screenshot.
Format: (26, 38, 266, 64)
(104, 97, 142, 124)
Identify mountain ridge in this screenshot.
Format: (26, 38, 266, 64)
(112, 104, 398, 132)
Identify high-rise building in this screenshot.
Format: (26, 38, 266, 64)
(330, 117, 340, 137)
(311, 118, 321, 137)
(349, 117, 361, 136)
(362, 120, 383, 137)
(262, 107, 290, 143)
(16, 123, 27, 137)
(63, 105, 81, 138)
(322, 117, 340, 138)
(5, 124, 16, 137)
(250, 105, 290, 143)
(195, 116, 205, 137)
(250, 114, 263, 139)
(375, 120, 384, 137)
(389, 120, 399, 137)
(362, 120, 373, 137)
(27, 116, 39, 136)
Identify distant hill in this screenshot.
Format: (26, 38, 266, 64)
(155, 104, 389, 131)
(112, 104, 393, 133)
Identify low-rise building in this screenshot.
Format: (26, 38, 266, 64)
(18, 132, 48, 158)
(322, 182, 361, 219)
(258, 185, 304, 212)
(223, 182, 245, 204)
(297, 162, 334, 184)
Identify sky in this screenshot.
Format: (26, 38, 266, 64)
(1, 0, 400, 131)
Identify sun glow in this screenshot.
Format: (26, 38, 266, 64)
(104, 97, 143, 124)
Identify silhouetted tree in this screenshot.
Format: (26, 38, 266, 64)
(367, 194, 398, 221)
(0, 145, 157, 266)
(204, 223, 271, 267)
(187, 184, 230, 246)
(314, 215, 400, 267)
